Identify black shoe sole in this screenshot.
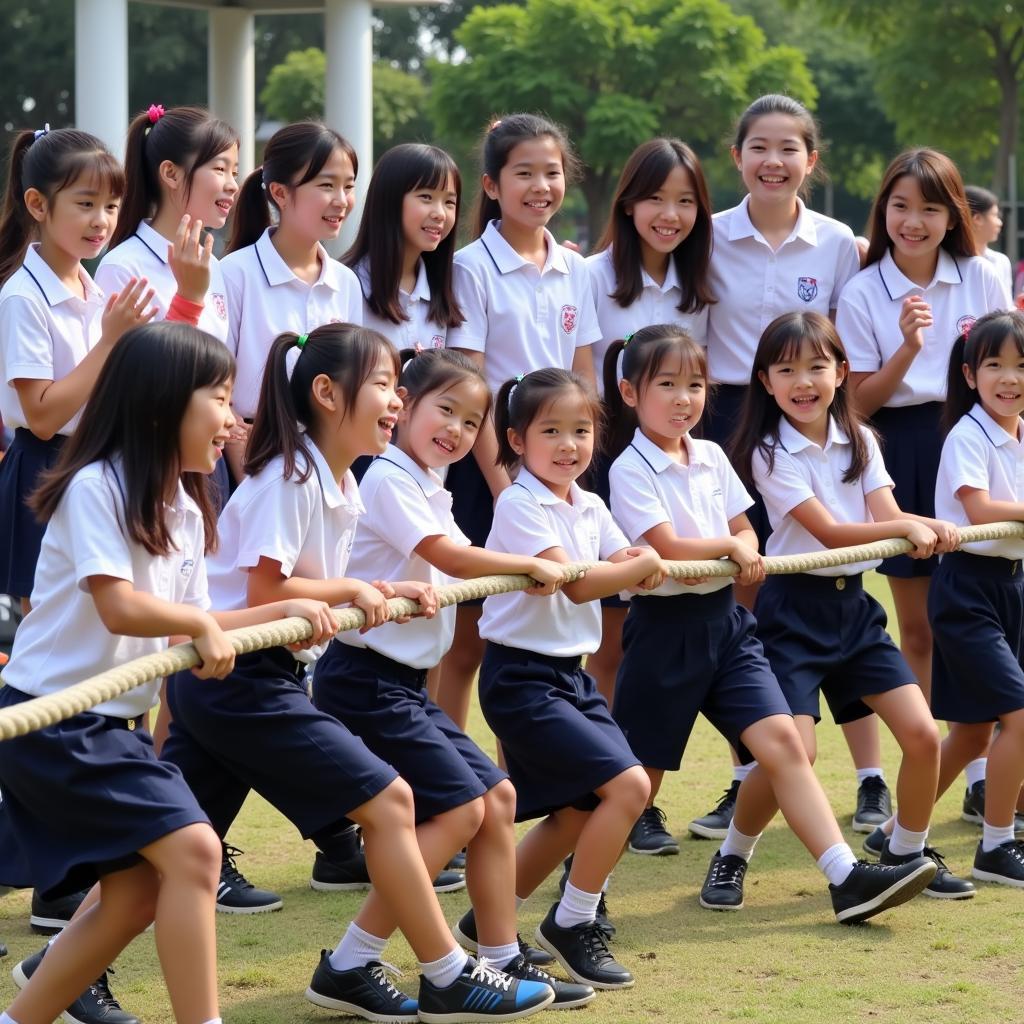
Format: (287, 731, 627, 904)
(835, 861, 936, 924)
(533, 926, 634, 990)
(304, 985, 418, 1023)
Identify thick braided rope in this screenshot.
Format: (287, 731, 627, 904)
(0, 521, 1022, 740)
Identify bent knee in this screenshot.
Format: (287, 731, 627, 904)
(482, 780, 517, 827)
(604, 765, 650, 815)
(897, 620, 933, 657)
(360, 777, 416, 832)
(164, 824, 222, 890)
(446, 797, 486, 843)
(902, 718, 941, 762)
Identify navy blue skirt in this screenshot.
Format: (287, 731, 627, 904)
(478, 642, 639, 822)
(162, 647, 398, 838)
(0, 685, 208, 899)
(929, 552, 1024, 723)
(312, 642, 507, 824)
(754, 574, 915, 724)
(870, 403, 942, 578)
(0, 429, 67, 599)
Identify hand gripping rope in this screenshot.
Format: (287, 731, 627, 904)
(0, 521, 1022, 741)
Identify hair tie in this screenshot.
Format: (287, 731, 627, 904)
(623, 333, 633, 346)
(401, 343, 424, 374)
(507, 373, 524, 411)
(147, 104, 165, 125)
(32, 123, 50, 142)
(489, 118, 503, 132)
(296, 333, 309, 349)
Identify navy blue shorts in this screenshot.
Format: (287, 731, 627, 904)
(479, 642, 639, 822)
(754, 574, 916, 724)
(871, 403, 941, 578)
(312, 642, 507, 823)
(0, 429, 67, 599)
(0, 685, 208, 899)
(929, 552, 1024, 722)
(700, 384, 770, 550)
(162, 647, 398, 838)
(613, 588, 790, 769)
(589, 448, 629, 610)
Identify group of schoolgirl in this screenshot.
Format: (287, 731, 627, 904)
(0, 85, 1023, 1024)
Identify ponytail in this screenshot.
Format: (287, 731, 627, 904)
(226, 168, 270, 253)
(0, 132, 38, 286)
(493, 377, 520, 469)
(943, 333, 973, 435)
(601, 339, 632, 459)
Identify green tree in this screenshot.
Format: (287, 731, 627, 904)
(429, 0, 814, 241)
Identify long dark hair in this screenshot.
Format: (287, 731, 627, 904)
(32, 322, 233, 554)
(228, 121, 357, 254)
(0, 128, 124, 286)
(864, 149, 975, 268)
(344, 144, 464, 329)
(943, 310, 1024, 433)
(602, 324, 709, 461)
(731, 311, 869, 488)
(493, 367, 602, 470)
(594, 139, 714, 314)
(474, 113, 581, 238)
(110, 105, 238, 250)
(245, 323, 399, 481)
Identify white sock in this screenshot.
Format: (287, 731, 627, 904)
(554, 880, 601, 928)
(719, 822, 761, 863)
(514, 894, 526, 909)
(330, 921, 388, 972)
(982, 821, 1015, 852)
(889, 819, 928, 857)
(1, 1011, 23, 1024)
(477, 940, 520, 968)
(733, 763, 756, 783)
(965, 758, 987, 789)
(816, 843, 858, 886)
(201, 1019, 223, 1024)
(419, 947, 469, 989)
(855, 767, 885, 784)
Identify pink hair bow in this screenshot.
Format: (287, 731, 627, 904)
(147, 104, 166, 125)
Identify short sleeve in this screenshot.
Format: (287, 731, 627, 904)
(220, 259, 244, 357)
(94, 259, 136, 302)
(940, 425, 991, 497)
(595, 501, 630, 559)
(63, 476, 135, 589)
(446, 259, 488, 353)
(1, 294, 55, 382)
(830, 234, 863, 309)
(714, 447, 755, 520)
(981, 256, 1013, 311)
(233, 473, 317, 577)
(752, 444, 816, 525)
(860, 428, 895, 496)
(835, 283, 883, 373)
(363, 472, 447, 559)
(608, 456, 671, 543)
(490, 491, 561, 558)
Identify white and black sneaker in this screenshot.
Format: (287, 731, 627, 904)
(305, 949, 418, 1022)
(217, 844, 282, 913)
(861, 826, 886, 858)
(688, 781, 740, 840)
(851, 775, 892, 834)
(698, 851, 746, 911)
(535, 903, 633, 990)
(972, 838, 1024, 887)
(311, 848, 465, 894)
(830, 858, 936, 924)
(628, 806, 679, 856)
(452, 908, 554, 966)
(880, 841, 975, 900)
(962, 783, 1024, 835)
(502, 952, 596, 1009)
(30, 887, 88, 934)
(417, 956, 553, 1022)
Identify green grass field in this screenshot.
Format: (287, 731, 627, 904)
(2, 573, 1022, 1023)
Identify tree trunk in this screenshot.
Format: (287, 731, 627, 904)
(989, 25, 1023, 197)
(580, 171, 613, 253)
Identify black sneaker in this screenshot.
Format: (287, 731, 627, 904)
(501, 952, 596, 1009)
(962, 782, 1024, 836)
(217, 844, 282, 914)
(447, 848, 467, 871)
(688, 780, 739, 840)
(861, 826, 886, 858)
(972, 838, 1024, 887)
(851, 775, 892, 834)
(431, 869, 467, 894)
(535, 903, 633, 990)
(305, 949, 418, 1022)
(881, 841, 975, 900)
(628, 806, 679, 856)
(830, 857, 936, 924)
(30, 887, 88, 934)
(452, 908, 554, 967)
(699, 851, 747, 911)
(557, 856, 616, 940)
(417, 956, 553, 1022)
(14, 947, 141, 1024)
(310, 850, 465, 894)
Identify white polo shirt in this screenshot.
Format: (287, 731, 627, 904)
(95, 219, 230, 344)
(354, 258, 448, 352)
(754, 416, 894, 575)
(3, 460, 209, 718)
(587, 247, 709, 396)
(935, 404, 1024, 559)
(983, 247, 1014, 298)
(706, 197, 861, 385)
(610, 427, 751, 596)
(837, 249, 1010, 406)
(208, 439, 363, 616)
(0, 244, 105, 434)
(479, 467, 629, 657)
(447, 220, 600, 394)
(221, 228, 364, 418)
(339, 445, 469, 669)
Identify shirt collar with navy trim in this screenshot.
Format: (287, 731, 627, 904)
(777, 413, 850, 455)
(877, 247, 962, 301)
(22, 244, 103, 307)
(628, 426, 714, 471)
(376, 443, 444, 496)
(255, 228, 340, 291)
(302, 437, 363, 512)
(966, 402, 1024, 448)
(134, 220, 171, 266)
(354, 257, 431, 305)
(514, 465, 600, 511)
(480, 220, 569, 277)
(728, 195, 818, 248)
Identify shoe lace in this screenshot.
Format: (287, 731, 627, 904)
(89, 968, 123, 1009)
(638, 805, 669, 836)
(470, 958, 513, 991)
(221, 844, 254, 891)
(714, 784, 739, 813)
(579, 920, 614, 963)
(709, 856, 747, 890)
(922, 846, 950, 873)
(1008, 840, 1024, 865)
(368, 961, 405, 999)
(596, 891, 611, 919)
(858, 776, 888, 816)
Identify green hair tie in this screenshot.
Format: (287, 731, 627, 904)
(296, 333, 309, 348)
(623, 333, 633, 345)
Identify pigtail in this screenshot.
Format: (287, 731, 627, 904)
(226, 167, 271, 254)
(602, 340, 637, 461)
(0, 132, 37, 286)
(942, 332, 975, 435)
(493, 378, 520, 469)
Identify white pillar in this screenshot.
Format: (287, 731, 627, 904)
(325, 0, 373, 253)
(208, 7, 256, 178)
(75, 0, 128, 157)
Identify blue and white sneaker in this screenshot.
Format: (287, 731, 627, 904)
(417, 956, 554, 1022)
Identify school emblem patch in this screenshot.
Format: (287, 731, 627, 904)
(180, 558, 195, 579)
(431, 335, 445, 349)
(212, 293, 228, 320)
(560, 305, 578, 334)
(797, 277, 818, 302)
(957, 314, 977, 336)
